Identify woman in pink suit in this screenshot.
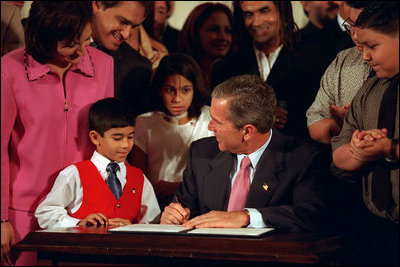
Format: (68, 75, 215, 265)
(1, 2, 114, 265)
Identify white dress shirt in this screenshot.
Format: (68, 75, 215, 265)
(254, 44, 283, 81)
(35, 150, 161, 229)
(230, 130, 273, 228)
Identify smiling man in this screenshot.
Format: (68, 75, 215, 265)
(160, 75, 330, 233)
(91, 1, 157, 117)
(211, 1, 331, 143)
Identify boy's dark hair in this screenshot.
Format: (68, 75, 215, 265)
(152, 53, 209, 119)
(25, 1, 92, 64)
(89, 97, 135, 136)
(355, 1, 399, 36)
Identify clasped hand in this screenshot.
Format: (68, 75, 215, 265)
(350, 128, 391, 162)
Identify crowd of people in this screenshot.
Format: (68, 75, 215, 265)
(1, 1, 398, 266)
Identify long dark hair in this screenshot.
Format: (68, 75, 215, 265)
(152, 53, 209, 119)
(232, 1, 299, 51)
(178, 3, 235, 61)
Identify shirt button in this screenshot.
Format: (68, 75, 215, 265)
(117, 204, 121, 208)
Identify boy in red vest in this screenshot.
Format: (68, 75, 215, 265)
(35, 98, 160, 229)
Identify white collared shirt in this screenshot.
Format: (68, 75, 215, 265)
(337, 14, 347, 32)
(254, 44, 283, 81)
(35, 150, 161, 229)
(230, 130, 273, 228)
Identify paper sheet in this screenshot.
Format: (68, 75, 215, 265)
(109, 224, 274, 237)
(108, 224, 191, 233)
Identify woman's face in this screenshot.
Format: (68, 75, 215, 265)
(198, 10, 232, 60)
(160, 74, 194, 117)
(55, 23, 92, 65)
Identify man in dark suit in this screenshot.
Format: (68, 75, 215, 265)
(91, 1, 157, 117)
(161, 75, 330, 232)
(211, 1, 331, 142)
(154, 1, 180, 53)
(299, 1, 353, 67)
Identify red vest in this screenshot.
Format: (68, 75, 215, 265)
(71, 161, 144, 223)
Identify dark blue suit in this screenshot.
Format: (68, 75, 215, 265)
(176, 131, 330, 233)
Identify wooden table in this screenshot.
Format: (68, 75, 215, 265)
(14, 225, 345, 266)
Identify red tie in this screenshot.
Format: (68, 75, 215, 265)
(227, 156, 252, 211)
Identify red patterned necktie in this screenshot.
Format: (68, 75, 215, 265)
(227, 156, 252, 211)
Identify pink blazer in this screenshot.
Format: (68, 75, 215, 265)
(1, 46, 114, 219)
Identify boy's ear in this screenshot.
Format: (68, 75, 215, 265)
(89, 130, 101, 146)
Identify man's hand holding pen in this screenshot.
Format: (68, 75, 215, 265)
(160, 198, 190, 225)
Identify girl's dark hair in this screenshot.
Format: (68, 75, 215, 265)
(89, 97, 135, 136)
(233, 1, 299, 51)
(25, 1, 93, 64)
(178, 3, 235, 61)
(152, 53, 209, 119)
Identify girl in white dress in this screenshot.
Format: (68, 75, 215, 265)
(131, 53, 214, 209)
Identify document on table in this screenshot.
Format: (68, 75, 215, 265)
(186, 227, 274, 237)
(109, 224, 274, 237)
(108, 224, 190, 233)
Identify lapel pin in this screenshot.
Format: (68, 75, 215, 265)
(132, 188, 136, 194)
(262, 184, 269, 191)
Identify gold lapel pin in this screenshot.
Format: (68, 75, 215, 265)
(262, 184, 269, 191)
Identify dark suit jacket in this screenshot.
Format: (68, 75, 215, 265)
(211, 43, 331, 141)
(176, 131, 330, 233)
(162, 24, 180, 53)
(107, 42, 157, 117)
(300, 21, 353, 67)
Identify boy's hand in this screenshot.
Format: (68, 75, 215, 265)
(78, 213, 108, 227)
(108, 218, 131, 227)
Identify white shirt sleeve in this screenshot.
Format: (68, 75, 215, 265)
(246, 208, 267, 228)
(139, 175, 161, 223)
(35, 165, 82, 229)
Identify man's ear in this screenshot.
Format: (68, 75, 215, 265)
(89, 130, 101, 146)
(242, 124, 256, 141)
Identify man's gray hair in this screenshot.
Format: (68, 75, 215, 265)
(212, 75, 276, 133)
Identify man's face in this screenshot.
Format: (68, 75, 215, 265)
(92, 126, 135, 163)
(240, 1, 281, 47)
(303, 1, 339, 28)
(154, 1, 169, 35)
(208, 98, 245, 153)
(345, 7, 363, 49)
(92, 1, 145, 51)
(355, 28, 399, 79)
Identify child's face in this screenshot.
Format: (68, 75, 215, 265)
(355, 27, 399, 79)
(160, 74, 194, 117)
(90, 126, 135, 163)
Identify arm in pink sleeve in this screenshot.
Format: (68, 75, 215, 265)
(1, 71, 17, 219)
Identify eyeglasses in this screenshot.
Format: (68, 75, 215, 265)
(342, 18, 355, 36)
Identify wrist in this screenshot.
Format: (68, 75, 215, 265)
(386, 138, 399, 162)
(242, 209, 250, 227)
